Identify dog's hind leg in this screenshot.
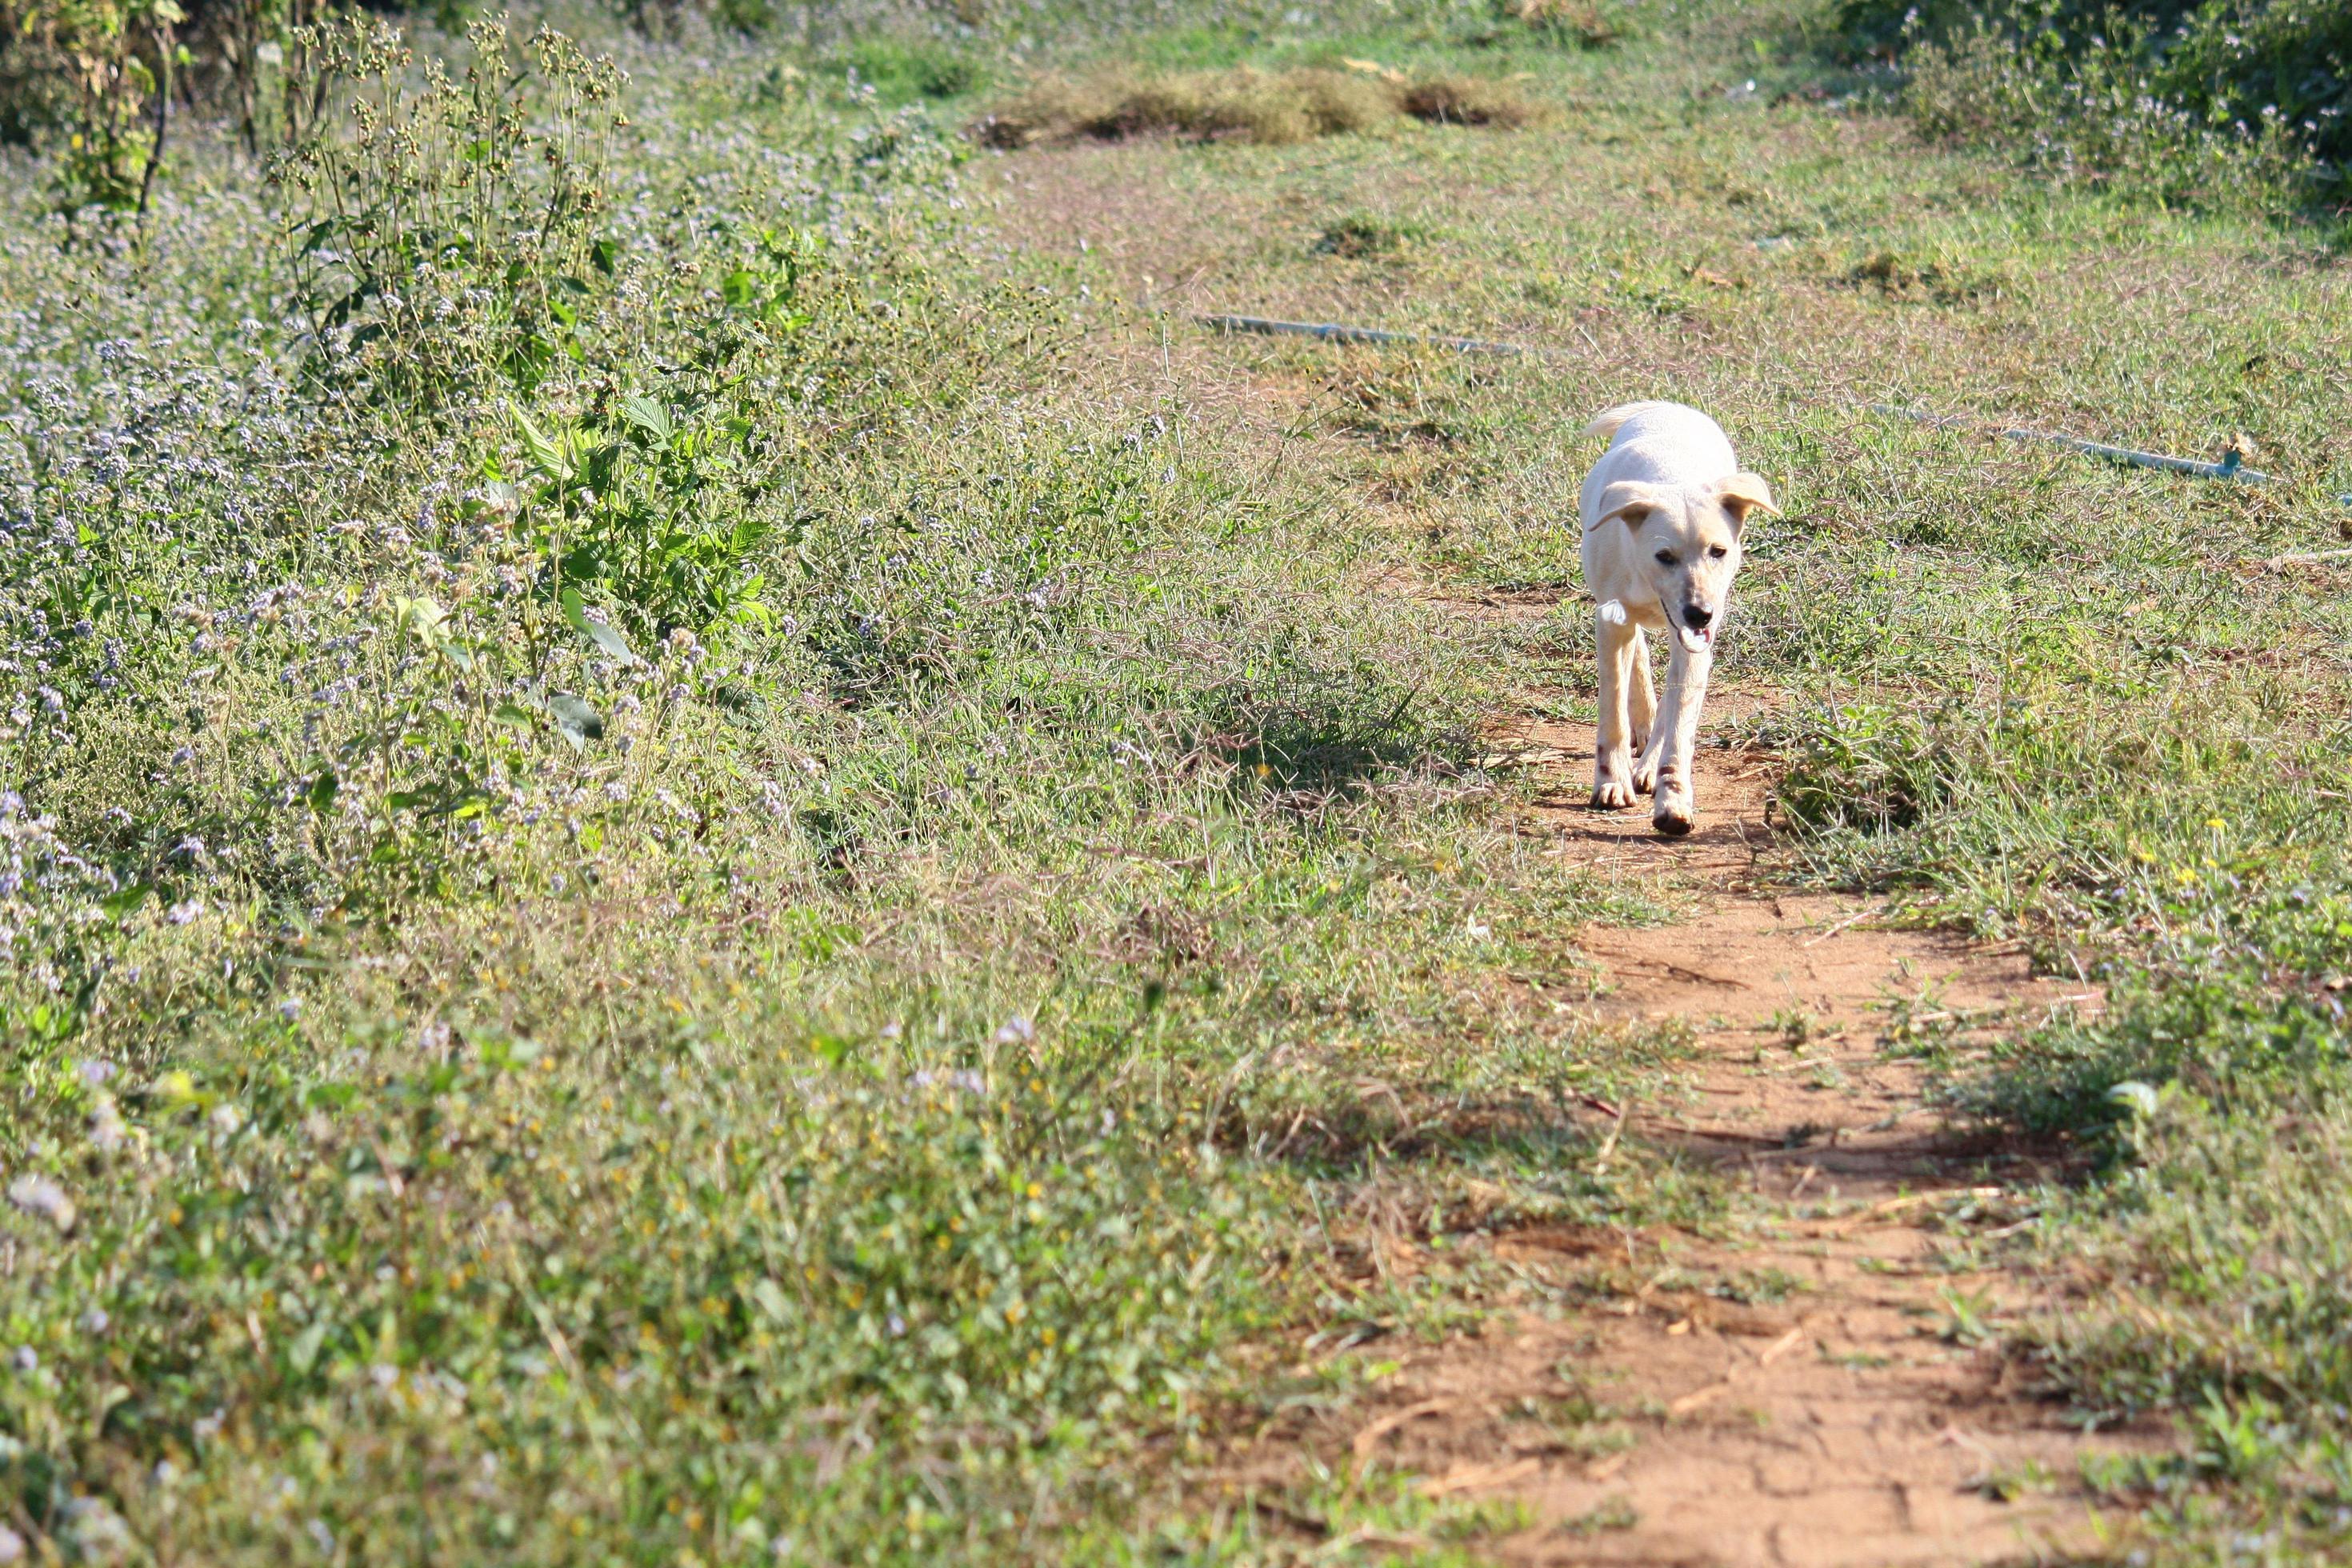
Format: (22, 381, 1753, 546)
(1628, 630, 1659, 794)
(1590, 614, 1640, 809)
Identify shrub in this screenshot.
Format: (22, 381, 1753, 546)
(826, 35, 987, 99)
(269, 16, 624, 405)
(0, 0, 182, 215)
(1840, 0, 2343, 203)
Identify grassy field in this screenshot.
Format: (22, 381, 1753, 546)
(3, 0, 2350, 1561)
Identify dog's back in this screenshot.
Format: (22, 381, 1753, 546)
(1581, 402, 1738, 496)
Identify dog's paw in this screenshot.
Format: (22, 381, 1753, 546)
(1651, 780, 1694, 835)
(1631, 758, 1657, 794)
(1590, 778, 1637, 810)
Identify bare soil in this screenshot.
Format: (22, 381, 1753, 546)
(1230, 710, 2162, 1566)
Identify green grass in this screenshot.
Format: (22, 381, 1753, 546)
(2, 0, 2350, 1559)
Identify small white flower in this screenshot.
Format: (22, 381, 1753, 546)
(993, 1015, 1034, 1047)
(7, 1175, 74, 1230)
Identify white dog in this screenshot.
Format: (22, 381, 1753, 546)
(1578, 402, 1778, 836)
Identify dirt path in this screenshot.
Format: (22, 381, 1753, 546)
(1242, 698, 2162, 1565)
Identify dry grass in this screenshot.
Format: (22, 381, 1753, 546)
(975, 64, 1541, 148)
(1511, 0, 1625, 46)
(1396, 72, 1542, 128)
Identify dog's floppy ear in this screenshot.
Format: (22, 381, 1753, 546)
(1590, 481, 1673, 533)
(1715, 472, 1779, 531)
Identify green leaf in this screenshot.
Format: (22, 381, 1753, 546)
(490, 702, 535, 730)
(509, 402, 571, 480)
(288, 1320, 330, 1377)
(618, 393, 674, 443)
(99, 883, 152, 922)
(306, 770, 339, 811)
(750, 1278, 791, 1324)
(547, 694, 603, 750)
(394, 595, 474, 670)
(395, 594, 449, 647)
(561, 588, 641, 666)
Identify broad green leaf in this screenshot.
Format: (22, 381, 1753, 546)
(509, 401, 570, 479)
(288, 1321, 330, 1377)
(547, 693, 603, 750)
(561, 587, 640, 665)
(618, 393, 674, 442)
(99, 883, 152, 922)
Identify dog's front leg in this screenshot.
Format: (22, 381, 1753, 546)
(1629, 629, 1658, 794)
(1590, 614, 1639, 809)
(1650, 638, 1713, 836)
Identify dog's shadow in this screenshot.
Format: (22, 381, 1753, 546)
(1526, 738, 1775, 868)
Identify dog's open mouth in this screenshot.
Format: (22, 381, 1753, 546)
(1674, 623, 1715, 654)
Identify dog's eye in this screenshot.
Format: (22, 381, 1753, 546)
(1654, 550, 1677, 566)
(1708, 545, 1729, 559)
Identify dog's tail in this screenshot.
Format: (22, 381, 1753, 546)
(1582, 402, 1672, 442)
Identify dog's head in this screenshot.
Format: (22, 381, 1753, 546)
(1590, 474, 1778, 652)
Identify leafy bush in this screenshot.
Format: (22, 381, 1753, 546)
(1838, 0, 2346, 203)
(0, 0, 182, 214)
(270, 16, 624, 402)
(825, 35, 989, 99)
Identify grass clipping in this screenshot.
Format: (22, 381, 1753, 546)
(976, 64, 1541, 149)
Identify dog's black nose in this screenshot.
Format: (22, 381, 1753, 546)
(1682, 605, 1714, 630)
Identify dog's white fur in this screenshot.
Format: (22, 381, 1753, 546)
(1578, 402, 1778, 836)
